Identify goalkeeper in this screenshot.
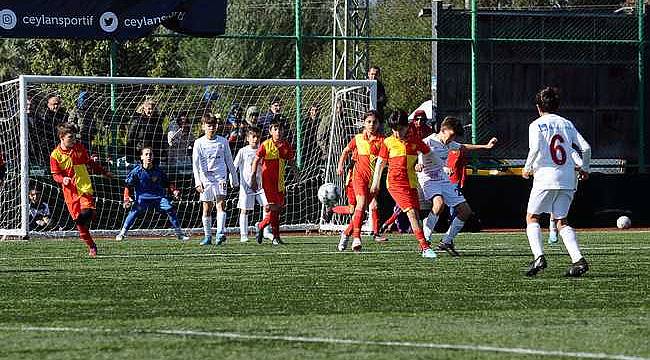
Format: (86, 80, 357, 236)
(116, 147, 189, 241)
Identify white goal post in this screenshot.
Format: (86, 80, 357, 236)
(0, 75, 376, 238)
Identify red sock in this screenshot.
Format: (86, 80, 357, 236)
(414, 228, 429, 250)
(76, 223, 95, 249)
(258, 213, 271, 230)
(352, 209, 364, 238)
(270, 211, 280, 238)
(384, 211, 400, 228)
(332, 206, 353, 215)
(371, 208, 379, 234)
(344, 222, 353, 237)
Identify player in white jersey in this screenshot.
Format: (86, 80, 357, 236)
(523, 87, 590, 277)
(193, 114, 239, 246)
(417, 116, 497, 256)
(233, 126, 268, 242)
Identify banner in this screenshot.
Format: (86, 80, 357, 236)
(0, 0, 227, 40)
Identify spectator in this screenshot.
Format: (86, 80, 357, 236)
(245, 106, 260, 128)
(258, 96, 282, 138)
(409, 110, 433, 140)
(226, 104, 247, 151)
(29, 188, 51, 230)
(367, 66, 388, 128)
(33, 95, 70, 165)
(69, 91, 98, 154)
(126, 99, 166, 164)
(295, 103, 323, 170)
(167, 113, 196, 166)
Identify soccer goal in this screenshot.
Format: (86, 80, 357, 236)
(0, 75, 376, 238)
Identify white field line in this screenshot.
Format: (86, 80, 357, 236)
(1, 245, 650, 262)
(0, 326, 647, 360)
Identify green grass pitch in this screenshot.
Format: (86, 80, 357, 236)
(0, 231, 648, 360)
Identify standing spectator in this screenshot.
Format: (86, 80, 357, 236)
(126, 99, 166, 164)
(409, 110, 433, 140)
(33, 95, 70, 165)
(367, 66, 388, 127)
(167, 114, 196, 166)
(29, 188, 51, 230)
(70, 91, 98, 154)
(258, 97, 282, 138)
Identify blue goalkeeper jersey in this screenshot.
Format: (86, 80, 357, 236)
(125, 165, 169, 200)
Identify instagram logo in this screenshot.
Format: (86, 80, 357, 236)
(0, 9, 17, 30)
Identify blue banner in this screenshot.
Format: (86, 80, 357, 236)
(0, 0, 227, 40)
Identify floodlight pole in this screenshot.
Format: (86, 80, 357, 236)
(295, 0, 304, 169)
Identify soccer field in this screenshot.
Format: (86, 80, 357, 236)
(0, 232, 648, 360)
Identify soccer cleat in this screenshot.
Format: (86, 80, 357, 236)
(351, 238, 362, 252)
(240, 237, 249, 243)
(272, 237, 285, 246)
(421, 247, 437, 260)
(565, 257, 589, 277)
(525, 255, 547, 277)
(337, 232, 349, 252)
(115, 233, 125, 241)
(88, 245, 98, 258)
(176, 233, 190, 241)
(199, 236, 212, 246)
(263, 225, 274, 240)
(255, 226, 264, 244)
(373, 234, 388, 242)
(216, 234, 227, 245)
(379, 223, 390, 234)
(436, 241, 460, 257)
(548, 231, 558, 245)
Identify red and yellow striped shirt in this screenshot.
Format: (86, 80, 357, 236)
(378, 135, 430, 189)
(256, 139, 295, 194)
(346, 132, 384, 185)
(50, 143, 106, 205)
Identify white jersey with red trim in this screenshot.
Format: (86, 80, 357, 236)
(523, 114, 589, 190)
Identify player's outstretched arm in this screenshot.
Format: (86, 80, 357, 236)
(462, 137, 498, 151)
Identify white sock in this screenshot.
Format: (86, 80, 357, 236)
(423, 212, 439, 241)
(202, 216, 212, 238)
(239, 212, 248, 238)
(559, 226, 583, 263)
(216, 211, 226, 235)
(549, 219, 557, 234)
(526, 223, 543, 259)
(442, 218, 465, 244)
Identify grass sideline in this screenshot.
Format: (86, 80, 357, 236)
(0, 232, 648, 360)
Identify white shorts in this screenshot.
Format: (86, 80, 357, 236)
(237, 187, 268, 210)
(420, 179, 466, 208)
(526, 187, 575, 219)
(200, 180, 228, 201)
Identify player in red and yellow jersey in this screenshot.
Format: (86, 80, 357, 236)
(251, 120, 295, 245)
(336, 110, 384, 252)
(50, 123, 112, 257)
(370, 111, 437, 260)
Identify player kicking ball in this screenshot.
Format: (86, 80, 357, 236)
(50, 123, 113, 257)
(418, 116, 497, 256)
(193, 114, 239, 246)
(370, 111, 436, 260)
(116, 147, 189, 241)
(523, 87, 590, 277)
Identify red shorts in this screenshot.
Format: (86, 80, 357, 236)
(352, 178, 371, 199)
(66, 194, 95, 220)
(345, 181, 356, 206)
(389, 186, 420, 212)
(263, 187, 285, 206)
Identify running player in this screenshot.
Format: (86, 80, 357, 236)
(523, 86, 590, 277)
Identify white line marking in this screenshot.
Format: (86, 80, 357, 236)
(1, 326, 647, 360)
(1, 245, 649, 262)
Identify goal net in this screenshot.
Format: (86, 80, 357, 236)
(0, 76, 375, 238)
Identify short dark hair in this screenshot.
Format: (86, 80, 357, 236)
(369, 65, 381, 73)
(535, 86, 560, 113)
(201, 114, 217, 125)
(387, 110, 409, 130)
(57, 122, 77, 138)
(247, 126, 261, 135)
(270, 96, 282, 106)
(270, 120, 284, 130)
(176, 114, 190, 126)
(140, 146, 154, 156)
(439, 116, 465, 137)
(362, 109, 381, 122)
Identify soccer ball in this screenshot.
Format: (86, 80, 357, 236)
(616, 216, 631, 229)
(318, 183, 341, 206)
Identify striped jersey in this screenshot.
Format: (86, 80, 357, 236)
(378, 135, 430, 189)
(256, 138, 295, 194)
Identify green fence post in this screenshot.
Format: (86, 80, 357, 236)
(470, 0, 478, 147)
(109, 40, 118, 169)
(638, 0, 646, 173)
(295, 0, 303, 169)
